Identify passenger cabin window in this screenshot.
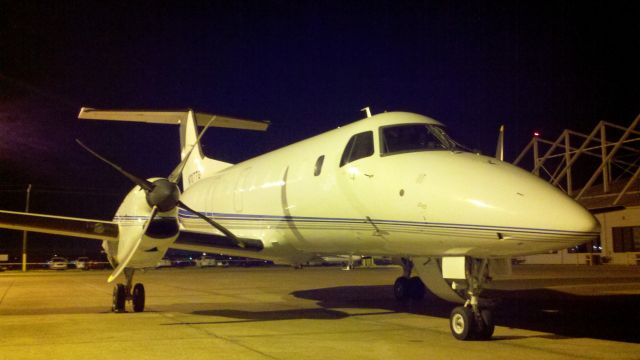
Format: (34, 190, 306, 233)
(314, 155, 325, 176)
(340, 131, 374, 167)
(380, 124, 459, 156)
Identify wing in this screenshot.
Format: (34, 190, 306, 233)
(0, 210, 119, 241)
(170, 230, 263, 257)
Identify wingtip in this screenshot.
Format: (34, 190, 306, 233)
(78, 107, 94, 118)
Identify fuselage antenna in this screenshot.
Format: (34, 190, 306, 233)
(361, 107, 372, 118)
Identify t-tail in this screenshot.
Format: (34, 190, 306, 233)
(78, 107, 269, 188)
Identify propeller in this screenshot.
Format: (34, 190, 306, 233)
(108, 206, 159, 283)
(78, 116, 243, 281)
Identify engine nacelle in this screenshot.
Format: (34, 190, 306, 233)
(104, 181, 180, 269)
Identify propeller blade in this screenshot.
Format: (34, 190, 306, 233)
(167, 115, 217, 183)
(108, 206, 159, 283)
(76, 139, 155, 191)
(178, 200, 244, 248)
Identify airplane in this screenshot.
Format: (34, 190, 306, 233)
(0, 108, 600, 340)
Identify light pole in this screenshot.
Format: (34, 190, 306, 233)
(21, 184, 31, 272)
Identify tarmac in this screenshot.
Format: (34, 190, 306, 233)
(1, 265, 640, 360)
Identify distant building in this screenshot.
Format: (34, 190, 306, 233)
(514, 115, 640, 265)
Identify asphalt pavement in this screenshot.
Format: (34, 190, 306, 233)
(1, 265, 640, 359)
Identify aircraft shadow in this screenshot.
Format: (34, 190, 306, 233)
(180, 284, 640, 343)
(188, 307, 349, 324)
(289, 285, 640, 343)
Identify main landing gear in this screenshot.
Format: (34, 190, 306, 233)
(393, 258, 426, 301)
(112, 268, 145, 313)
(395, 257, 495, 340)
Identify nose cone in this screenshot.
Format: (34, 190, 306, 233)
(426, 153, 600, 240)
(508, 168, 600, 236)
(557, 197, 600, 235)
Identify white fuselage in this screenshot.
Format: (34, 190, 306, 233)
(178, 112, 599, 264)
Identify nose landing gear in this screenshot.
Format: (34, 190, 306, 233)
(394, 256, 496, 340)
(112, 268, 146, 313)
(449, 258, 495, 340)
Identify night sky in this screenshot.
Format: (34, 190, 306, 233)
(0, 1, 638, 256)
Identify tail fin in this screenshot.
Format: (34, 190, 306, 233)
(180, 110, 232, 189)
(78, 107, 269, 189)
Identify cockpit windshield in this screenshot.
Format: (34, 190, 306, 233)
(380, 123, 465, 156)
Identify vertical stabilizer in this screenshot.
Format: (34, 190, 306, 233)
(180, 110, 205, 189)
(180, 110, 233, 190)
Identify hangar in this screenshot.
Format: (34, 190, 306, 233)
(515, 114, 640, 265)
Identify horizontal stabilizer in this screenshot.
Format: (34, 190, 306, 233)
(78, 107, 270, 131)
(0, 210, 119, 241)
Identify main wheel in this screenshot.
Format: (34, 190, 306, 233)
(474, 308, 495, 340)
(132, 283, 145, 312)
(394, 277, 410, 300)
(450, 306, 475, 340)
(408, 276, 426, 300)
(112, 284, 126, 313)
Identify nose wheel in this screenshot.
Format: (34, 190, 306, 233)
(449, 306, 494, 340)
(111, 268, 146, 313)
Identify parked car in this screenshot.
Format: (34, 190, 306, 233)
(171, 258, 194, 267)
(48, 257, 69, 270)
(156, 258, 172, 268)
(85, 260, 109, 270)
(195, 256, 217, 268)
(236, 259, 273, 267)
(75, 257, 90, 270)
(216, 260, 229, 267)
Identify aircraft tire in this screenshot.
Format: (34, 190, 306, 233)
(408, 276, 426, 300)
(112, 284, 126, 313)
(450, 306, 474, 340)
(393, 277, 410, 300)
(474, 308, 495, 340)
(132, 283, 145, 312)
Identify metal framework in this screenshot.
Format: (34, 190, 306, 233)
(513, 114, 640, 208)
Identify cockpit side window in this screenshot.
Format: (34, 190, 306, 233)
(380, 124, 458, 156)
(340, 131, 374, 167)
